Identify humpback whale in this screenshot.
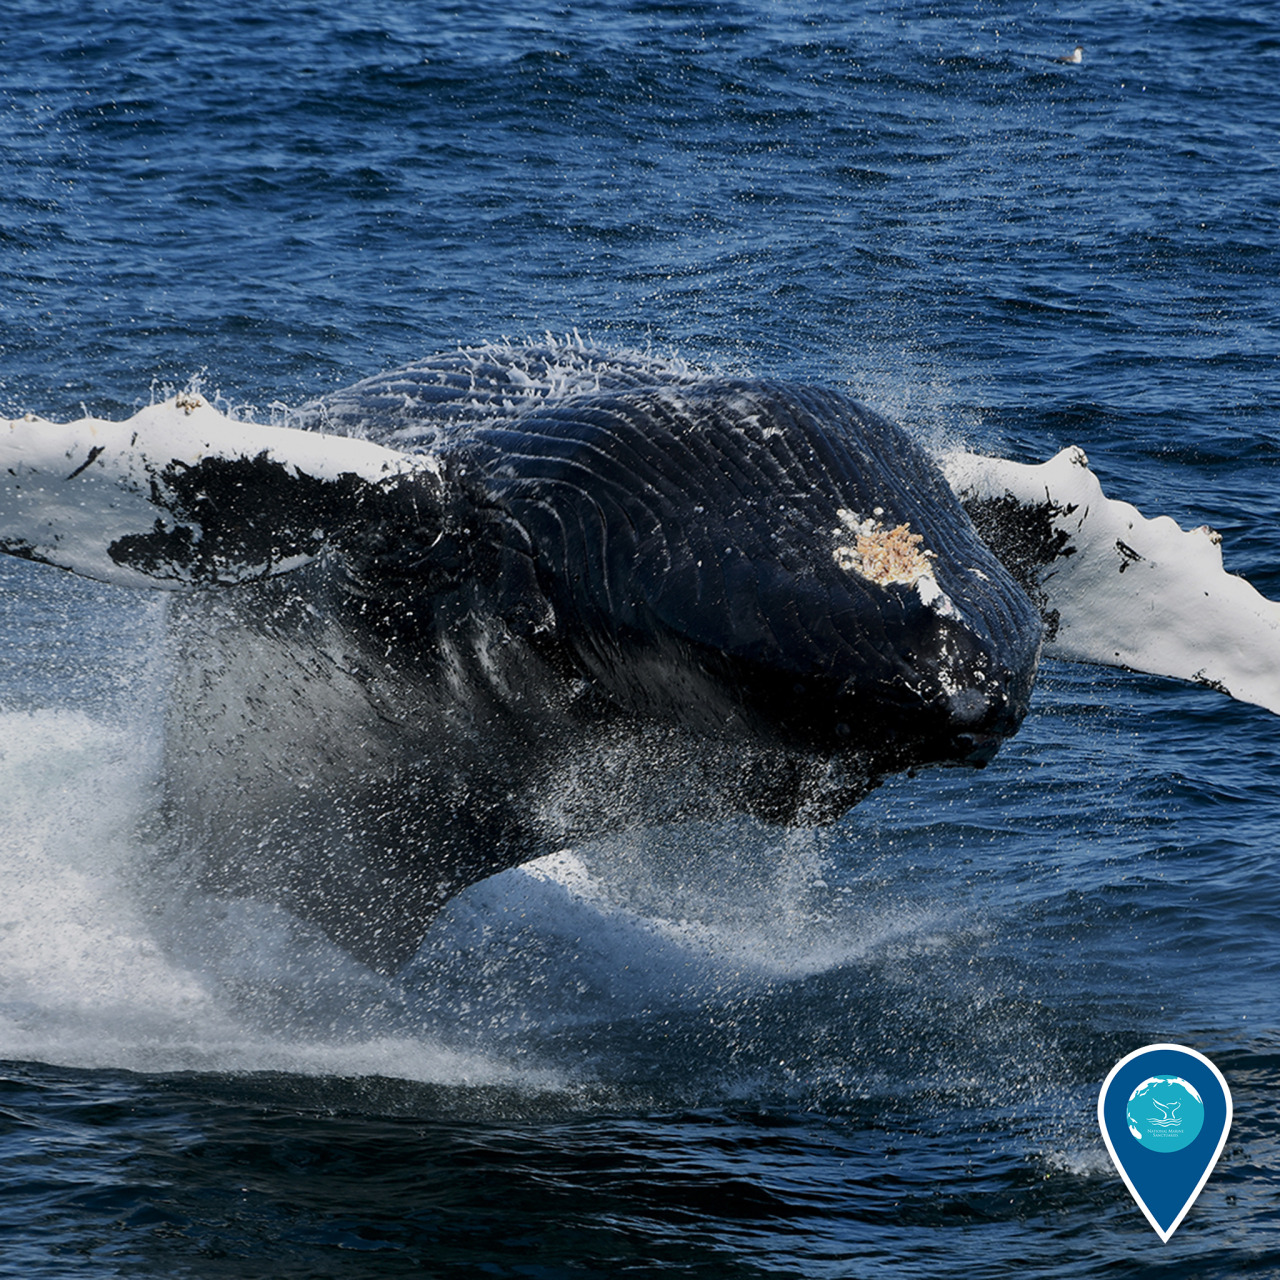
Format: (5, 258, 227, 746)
(3, 344, 1278, 970)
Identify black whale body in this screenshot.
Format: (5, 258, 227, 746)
(160, 350, 1041, 970)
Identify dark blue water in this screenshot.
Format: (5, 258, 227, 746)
(2, 1, 1279, 1275)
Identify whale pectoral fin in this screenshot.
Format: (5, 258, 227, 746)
(0, 396, 435, 588)
(941, 446, 1280, 715)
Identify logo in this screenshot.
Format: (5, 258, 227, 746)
(1125, 1075, 1204, 1153)
(1098, 1043, 1232, 1241)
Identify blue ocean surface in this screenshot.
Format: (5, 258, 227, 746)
(2, 1, 1279, 1276)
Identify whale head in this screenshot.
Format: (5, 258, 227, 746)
(455, 379, 1043, 806)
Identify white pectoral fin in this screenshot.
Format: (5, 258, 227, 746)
(942, 446, 1280, 716)
(0, 396, 431, 589)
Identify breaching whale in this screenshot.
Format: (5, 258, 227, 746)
(3, 344, 1278, 970)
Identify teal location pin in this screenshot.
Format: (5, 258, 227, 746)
(1098, 1043, 1232, 1241)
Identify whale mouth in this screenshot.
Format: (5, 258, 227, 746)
(945, 686, 1016, 766)
(951, 728, 1006, 768)
(727, 634, 1036, 785)
(825, 640, 1037, 778)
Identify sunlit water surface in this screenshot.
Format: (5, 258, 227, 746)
(2, 1, 1278, 1275)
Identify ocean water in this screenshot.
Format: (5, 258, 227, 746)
(2, 1, 1279, 1276)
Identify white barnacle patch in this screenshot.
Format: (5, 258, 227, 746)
(832, 509, 939, 590)
(174, 390, 206, 415)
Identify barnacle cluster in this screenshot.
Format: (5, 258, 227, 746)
(832, 509, 936, 586)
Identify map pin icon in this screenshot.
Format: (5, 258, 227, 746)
(1098, 1043, 1232, 1241)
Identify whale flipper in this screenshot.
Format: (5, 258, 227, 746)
(943, 446, 1280, 715)
(0, 396, 435, 588)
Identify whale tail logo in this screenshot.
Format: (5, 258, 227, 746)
(1151, 1098, 1182, 1127)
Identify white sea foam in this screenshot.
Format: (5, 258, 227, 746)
(0, 702, 964, 1083)
(0, 707, 559, 1085)
(416, 822, 970, 1025)
(0, 709, 216, 1065)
